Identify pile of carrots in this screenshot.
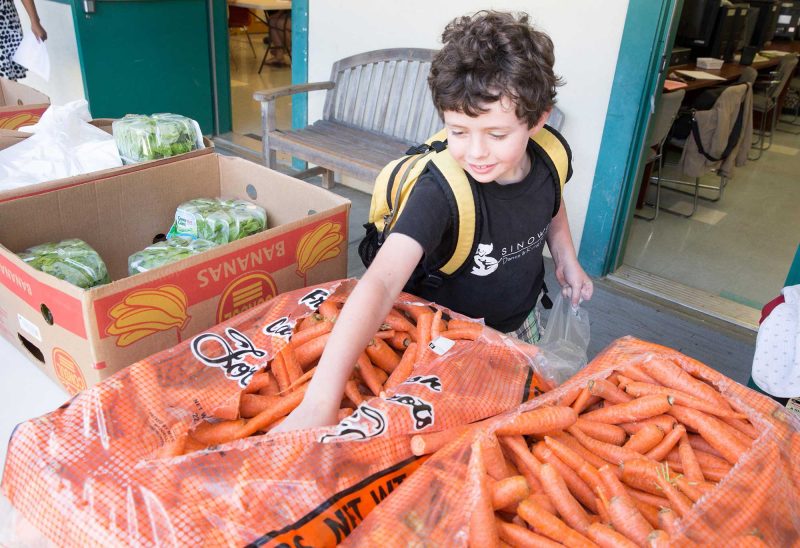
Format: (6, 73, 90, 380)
(164, 296, 483, 456)
(411, 359, 765, 547)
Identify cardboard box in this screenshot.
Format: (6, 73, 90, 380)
(0, 78, 49, 132)
(0, 154, 350, 393)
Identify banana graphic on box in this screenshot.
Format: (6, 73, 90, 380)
(296, 221, 344, 281)
(0, 113, 39, 130)
(107, 285, 191, 347)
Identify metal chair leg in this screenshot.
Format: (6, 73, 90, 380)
(749, 104, 772, 161)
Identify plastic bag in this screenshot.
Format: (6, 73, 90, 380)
(17, 238, 110, 289)
(168, 197, 267, 244)
(112, 113, 204, 164)
(11, 33, 50, 81)
(536, 290, 590, 385)
(128, 236, 217, 275)
(0, 100, 122, 190)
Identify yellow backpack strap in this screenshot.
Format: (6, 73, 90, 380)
(429, 151, 476, 276)
(530, 125, 571, 192)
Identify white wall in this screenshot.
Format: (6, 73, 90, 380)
(14, 0, 85, 105)
(308, 0, 630, 251)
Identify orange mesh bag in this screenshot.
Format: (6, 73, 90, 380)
(1, 278, 553, 547)
(342, 336, 800, 546)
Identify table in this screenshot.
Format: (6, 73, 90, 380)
(227, 0, 291, 72)
(668, 57, 781, 92)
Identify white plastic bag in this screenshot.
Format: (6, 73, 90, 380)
(536, 291, 591, 385)
(0, 100, 122, 191)
(12, 33, 50, 81)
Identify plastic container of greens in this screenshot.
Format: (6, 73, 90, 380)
(112, 113, 204, 164)
(17, 238, 110, 289)
(128, 236, 217, 275)
(168, 198, 267, 245)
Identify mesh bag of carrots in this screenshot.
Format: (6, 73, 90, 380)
(1, 278, 554, 547)
(340, 336, 800, 547)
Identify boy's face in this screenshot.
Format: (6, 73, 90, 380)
(443, 99, 548, 185)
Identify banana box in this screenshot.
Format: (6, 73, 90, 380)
(0, 78, 49, 134)
(0, 153, 350, 393)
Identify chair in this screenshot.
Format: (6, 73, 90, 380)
(750, 53, 798, 160)
(656, 83, 751, 218)
(777, 75, 800, 134)
(635, 89, 685, 221)
(228, 6, 256, 59)
(736, 66, 758, 85)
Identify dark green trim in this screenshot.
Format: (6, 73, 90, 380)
(786, 244, 800, 286)
(291, 0, 309, 170)
(578, 0, 680, 276)
(212, 0, 232, 134)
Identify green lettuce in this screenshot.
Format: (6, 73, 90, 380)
(18, 239, 110, 289)
(112, 113, 204, 164)
(169, 198, 267, 245)
(128, 236, 217, 275)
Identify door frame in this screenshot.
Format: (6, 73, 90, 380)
(578, 0, 682, 277)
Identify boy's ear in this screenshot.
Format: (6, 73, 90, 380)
(529, 109, 552, 136)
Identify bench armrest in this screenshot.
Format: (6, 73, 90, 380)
(253, 81, 335, 103)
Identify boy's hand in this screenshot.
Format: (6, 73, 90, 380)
(554, 258, 593, 307)
(270, 399, 339, 433)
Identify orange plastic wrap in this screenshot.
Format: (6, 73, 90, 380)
(1, 279, 552, 547)
(342, 337, 800, 546)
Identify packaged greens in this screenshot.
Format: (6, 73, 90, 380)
(17, 239, 110, 289)
(168, 198, 267, 245)
(112, 113, 204, 164)
(128, 236, 217, 275)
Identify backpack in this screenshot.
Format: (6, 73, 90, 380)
(358, 125, 571, 282)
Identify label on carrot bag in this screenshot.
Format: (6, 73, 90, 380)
(786, 398, 800, 420)
(428, 336, 455, 355)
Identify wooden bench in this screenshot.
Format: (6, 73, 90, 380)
(253, 48, 442, 188)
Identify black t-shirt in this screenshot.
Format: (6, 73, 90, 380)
(392, 140, 559, 332)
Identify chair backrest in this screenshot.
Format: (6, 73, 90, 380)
(736, 66, 758, 85)
(768, 54, 798, 100)
(649, 89, 685, 149)
(323, 48, 442, 144)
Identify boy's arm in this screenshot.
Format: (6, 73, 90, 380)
(545, 201, 593, 306)
(272, 232, 424, 432)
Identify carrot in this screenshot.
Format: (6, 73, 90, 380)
(468, 440, 500, 548)
(483, 435, 513, 481)
(571, 387, 596, 414)
(686, 432, 724, 458)
(294, 332, 331, 369)
(317, 298, 340, 321)
(373, 328, 396, 339)
(243, 370, 273, 394)
(638, 359, 730, 409)
(280, 345, 303, 386)
(411, 424, 474, 456)
(668, 405, 749, 464)
(595, 497, 611, 524)
(337, 407, 354, 421)
(430, 308, 444, 339)
(491, 475, 530, 511)
(384, 309, 419, 341)
(283, 366, 316, 394)
(634, 499, 663, 529)
(383, 342, 418, 391)
(568, 425, 647, 465)
(244, 387, 307, 436)
(552, 432, 614, 471)
(623, 381, 747, 419)
(189, 418, 247, 447)
(439, 326, 483, 341)
(645, 424, 686, 461)
(581, 394, 674, 424)
(544, 435, 603, 494)
(343, 379, 364, 407)
(619, 415, 676, 436)
(574, 418, 627, 445)
(500, 435, 544, 493)
(677, 432, 704, 482)
(495, 519, 563, 548)
(526, 492, 557, 515)
(618, 365, 657, 384)
(534, 442, 599, 514)
(588, 378, 633, 404)
(296, 312, 323, 332)
(517, 499, 596, 548)
(415, 311, 435, 362)
(271, 352, 290, 393)
(239, 393, 280, 418)
(587, 522, 639, 548)
(619, 459, 663, 496)
(394, 302, 432, 323)
(538, 462, 592, 533)
(646, 529, 671, 548)
(386, 331, 411, 351)
(667, 446, 730, 474)
(597, 464, 631, 501)
(289, 318, 333, 348)
(673, 474, 706, 503)
(623, 423, 665, 454)
(719, 416, 759, 439)
(365, 336, 401, 373)
(658, 508, 680, 537)
(654, 474, 693, 518)
(607, 495, 653, 546)
(665, 457, 729, 482)
(495, 406, 578, 436)
(257, 371, 280, 396)
(628, 488, 670, 510)
(355, 352, 383, 397)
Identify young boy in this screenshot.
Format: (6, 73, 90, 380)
(275, 10, 593, 432)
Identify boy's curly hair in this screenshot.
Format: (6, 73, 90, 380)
(429, 10, 563, 128)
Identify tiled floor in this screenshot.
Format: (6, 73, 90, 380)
(626, 126, 800, 309)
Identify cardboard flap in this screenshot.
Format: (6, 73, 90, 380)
(0, 78, 50, 108)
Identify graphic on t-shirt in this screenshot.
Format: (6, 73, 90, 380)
(471, 243, 499, 276)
